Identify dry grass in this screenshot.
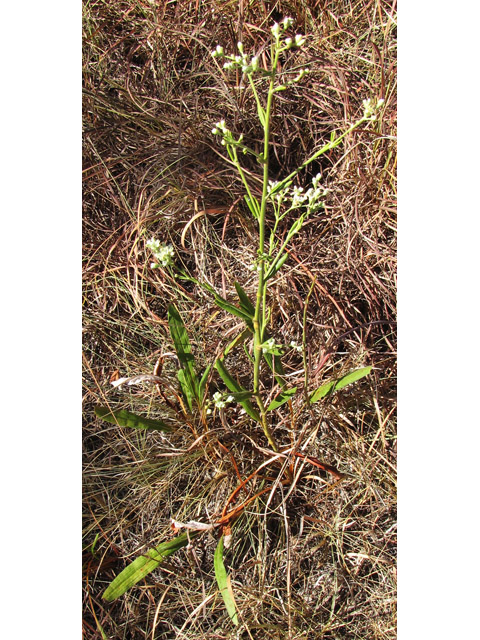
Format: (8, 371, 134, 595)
(83, 1, 396, 638)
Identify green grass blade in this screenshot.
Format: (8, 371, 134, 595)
(234, 282, 255, 316)
(310, 366, 372, 403)
(267, 387, 297, 411)
(94, 406, 173, 432)
(168, 304, 200, 405)
(215, 359, 261, 423)
(102, 531, 199, 602)
(214, 536, 239, 626)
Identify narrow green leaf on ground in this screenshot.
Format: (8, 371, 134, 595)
(214, 536, 239, 626)
(94, 406, 173, 432)
(102, 531, 200, 602)
(267, 387, 297, 411)
(310, 366, 372, 403)
(168, 304, 200, 405)
(215, 359, 261, 423)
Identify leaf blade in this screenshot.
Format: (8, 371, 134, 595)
(168, 304, 200, 405)
(267, 387, 297, 411)
(214, 359, 261, 423)
(310, 366, 372, 403)
(94, 406, 173, 432)
(102, 531, 199, 601)
(214, 536, 239, 626)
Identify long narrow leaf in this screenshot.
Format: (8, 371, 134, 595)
(310, 366, 372, 403)
(94, 406, 173, 432)
(214, 536, 238, 626)
(177, 370, 193, 412)
(215, 359, 261, 423)
(102, 531, 200, 602)
(223, 327, 251, 357)
(262, 341, 287, 389)
(214, 295, 254, 330)
(199, 363, 212, 399)
(267, 387, 297, 411)
(168, 304, 200, 405)
(234, 282, 255, 316)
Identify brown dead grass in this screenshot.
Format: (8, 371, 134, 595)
(83, 1, 396, 638)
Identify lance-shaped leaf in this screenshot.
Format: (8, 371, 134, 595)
(234, 282, 255, 317)
(244, 194, 259, 219)
(215, 359, 261, 423)
(94, 406, 173, 432)
(199, 363, 212, 400)
(214, 535, 239, 626)
(265, 252, 288, 280)
(213, 294, 254, 330)
(267, 387, 297, 411)
(168, 304, 200, 406)
(310, 366, 372, 403)
(102, 531, 200, 602)
(262, 336, 287, 389)
(224, 327, 251, 358)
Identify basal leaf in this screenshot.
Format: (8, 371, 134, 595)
(168, 304, 200, 405)
(177, 369, 193, 412)
(214, 536, 238, 626)
(102, 531, 200, 602)
(310, 366, 372, 403)
(267, 387, 297, 411)
(214, 359, 261, 423)
(94, 406, 173, 432)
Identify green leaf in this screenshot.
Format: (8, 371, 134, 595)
(234, 282, 255, 316)
(267, 387, 297, 411)
(244, 194, 259, 219)
(199, 363, 212, 400)
(102, 531, 200, 601)
(214, 295, 254, 330)
(215, 359, 261, 423)
(168, 304, 200, 405)
(214, 536, 239, 626)
(262, 338, 287, 389)
(265, 252, 288, 280)
(310, 366, 372, 403)
(224, 327, 251, 357)
(94, 406, 173, 432)
(177, 370, 194, 412)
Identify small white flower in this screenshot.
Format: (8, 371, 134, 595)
(294, 34, 306, 47)
(250, 56, 259, 71)
(284, 37, 293, 48)
(283, 17, 294, 29)
(237, 41, 243, 52)
(271, 22, 281, 38)
(226, 395, 234, 403)
(212, 45, 224, 58)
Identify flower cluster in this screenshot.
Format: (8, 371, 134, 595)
(362, 97, 385, 120)
(212, 40, 259, 74)
(268, 173, 328, 212)
(211, 17, 307, 77)
(146, 237, 174, 268)
(289, 340, 303, 353)
(211, 391, 234, 411)
(261, 337, 283, 355)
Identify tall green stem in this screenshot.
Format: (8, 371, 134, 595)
(253, 48, 280, 452)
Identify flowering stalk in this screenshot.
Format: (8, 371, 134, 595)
(210, 20, 384, 453)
